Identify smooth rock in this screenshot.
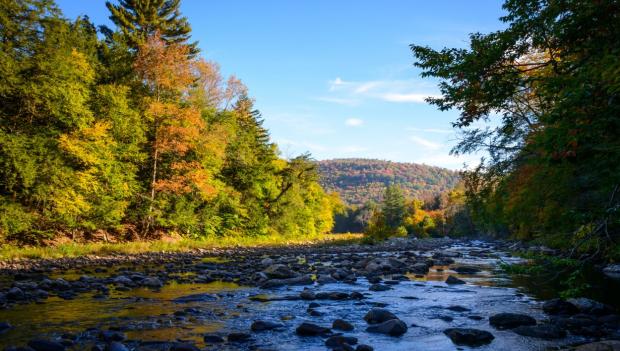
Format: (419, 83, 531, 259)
(227, 332, 251, 342)
(325, 335, 358, 348)
(263, 264, 298, 279)
(543, 299, 579, 315)
(572, 340, 620, 351)
(27, 339, 66, 351)
(489, 313, 536, 330)
(333, 319, 354, 331)
(366, 319, 408, 336)
(443, 328, 495, 346)
(295, 322, 331, 336)
(251, 320, 284, 331)
(513, 324, 567, 339)
(445, 276, 466, 285)
(364, 308, 398, 324)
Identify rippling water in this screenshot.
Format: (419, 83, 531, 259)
(0, 241, 616, 350)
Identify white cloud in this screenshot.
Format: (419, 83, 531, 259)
(345, 118, 364, 127)
(407, 127, 453, 134)
(323, 77, 439, 105)
(276, 138, 328, 152)
(268, 113, 335, 135)
(314, 96, 360, 106)
(410, 136, 443, 150)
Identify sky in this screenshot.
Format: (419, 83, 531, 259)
(56, 0, 507, 170)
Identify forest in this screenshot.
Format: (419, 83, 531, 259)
(0, 0, 340, 246)
(317, 159, 459, 207)
(411, 0, 620, 259)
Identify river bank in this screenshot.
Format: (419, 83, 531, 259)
(1, 238, 619, 350)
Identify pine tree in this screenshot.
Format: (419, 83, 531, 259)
(105, 0, 198, 55)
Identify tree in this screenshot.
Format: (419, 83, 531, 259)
(105, 0, 198, 55)
(382, 185, 406, 229)
(411, 0, 620, 256)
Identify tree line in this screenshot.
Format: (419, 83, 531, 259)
(0, 0, 339, 244)
(411, 0, 620, 259)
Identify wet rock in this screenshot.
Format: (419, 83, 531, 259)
(446, 305, 470, 312)
(295, 322, 331, 336)
(263, 264, 298, 279)
(203, 334, 225, 343)
(173, 292, 217, 303)
(112, 276, 133, 286)
(317, 274, 338, 284)
(445, 276, 466, 285)
(333, 319, 354, 331)
(251, 320, 284, 331)
(300, 289, 316, 300)
(0, 321, 12, 333)
(7, 287, 25, 300)
(572, 340, 620, 351)
(356, 345, 374, 351)
(366, 319, 408, 336)
(104, 342, 128, 351)
(99, 330, 126, 342)
(603, 264, 620, 280)
(227, 332, 251, 342)
(409, 262, 430, 274)
(369, 284, 391, 291)
(363, 308, 398, 324)
(567, 298, 614, 315)
(454, 266, 480, 274)
(543, 298, 579, 315)
(260, 274, 313, 288)
(140, 276, 163, 288)
(169, 343, 200, 351)
(325, 335, 358, 348)
(489, 313, 536, 330)
(513, 324, 566, 339)
(27, 339, 66, 351)
(443, 328, 495, 346)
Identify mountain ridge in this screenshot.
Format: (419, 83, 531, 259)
(317, 158, 460, 206)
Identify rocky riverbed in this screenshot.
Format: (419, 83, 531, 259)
(0, 238, 619, 350)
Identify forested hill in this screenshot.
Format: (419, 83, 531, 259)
(317, 159, 460, 206)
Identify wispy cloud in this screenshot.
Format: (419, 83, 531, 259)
(407, 127, 453, 134)
(345, 118, 364, 127)
(276, 138, 328, 152)
(410, 135, 443, 150)
(323, 77, 439, 105)
(314, 96, 360, 106)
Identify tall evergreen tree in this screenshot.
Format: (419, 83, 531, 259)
(105, 0, 198, 55)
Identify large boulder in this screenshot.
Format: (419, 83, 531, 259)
(27, 339, 66, 351)
(543, 298, 579, 315)
(263, 264, 298, 279)
(572, 340, 620, 351)
(364, 308, 398, 324)
(489, 313, 536, 330)
(443, 328, 495, 346)
(366, 319, 408, 336)
(603, 264, 620, 280)
(567, 298, 614, 315)
(513, 324, 566, 339)
(295, 322, 331, 336)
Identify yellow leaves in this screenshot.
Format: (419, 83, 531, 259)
(70, 48, 95, 84)
(59, 122, 116, 166)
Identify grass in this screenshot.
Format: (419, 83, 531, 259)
(0, 233, 364, 261)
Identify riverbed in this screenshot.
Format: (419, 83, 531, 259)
(1, 239, 618, 350)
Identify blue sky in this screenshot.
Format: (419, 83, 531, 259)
(56, 0, 506, 170)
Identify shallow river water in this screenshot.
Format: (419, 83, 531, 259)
(0, 241, 616, 350)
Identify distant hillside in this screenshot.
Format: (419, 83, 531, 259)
(318, 159, 460, 206)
